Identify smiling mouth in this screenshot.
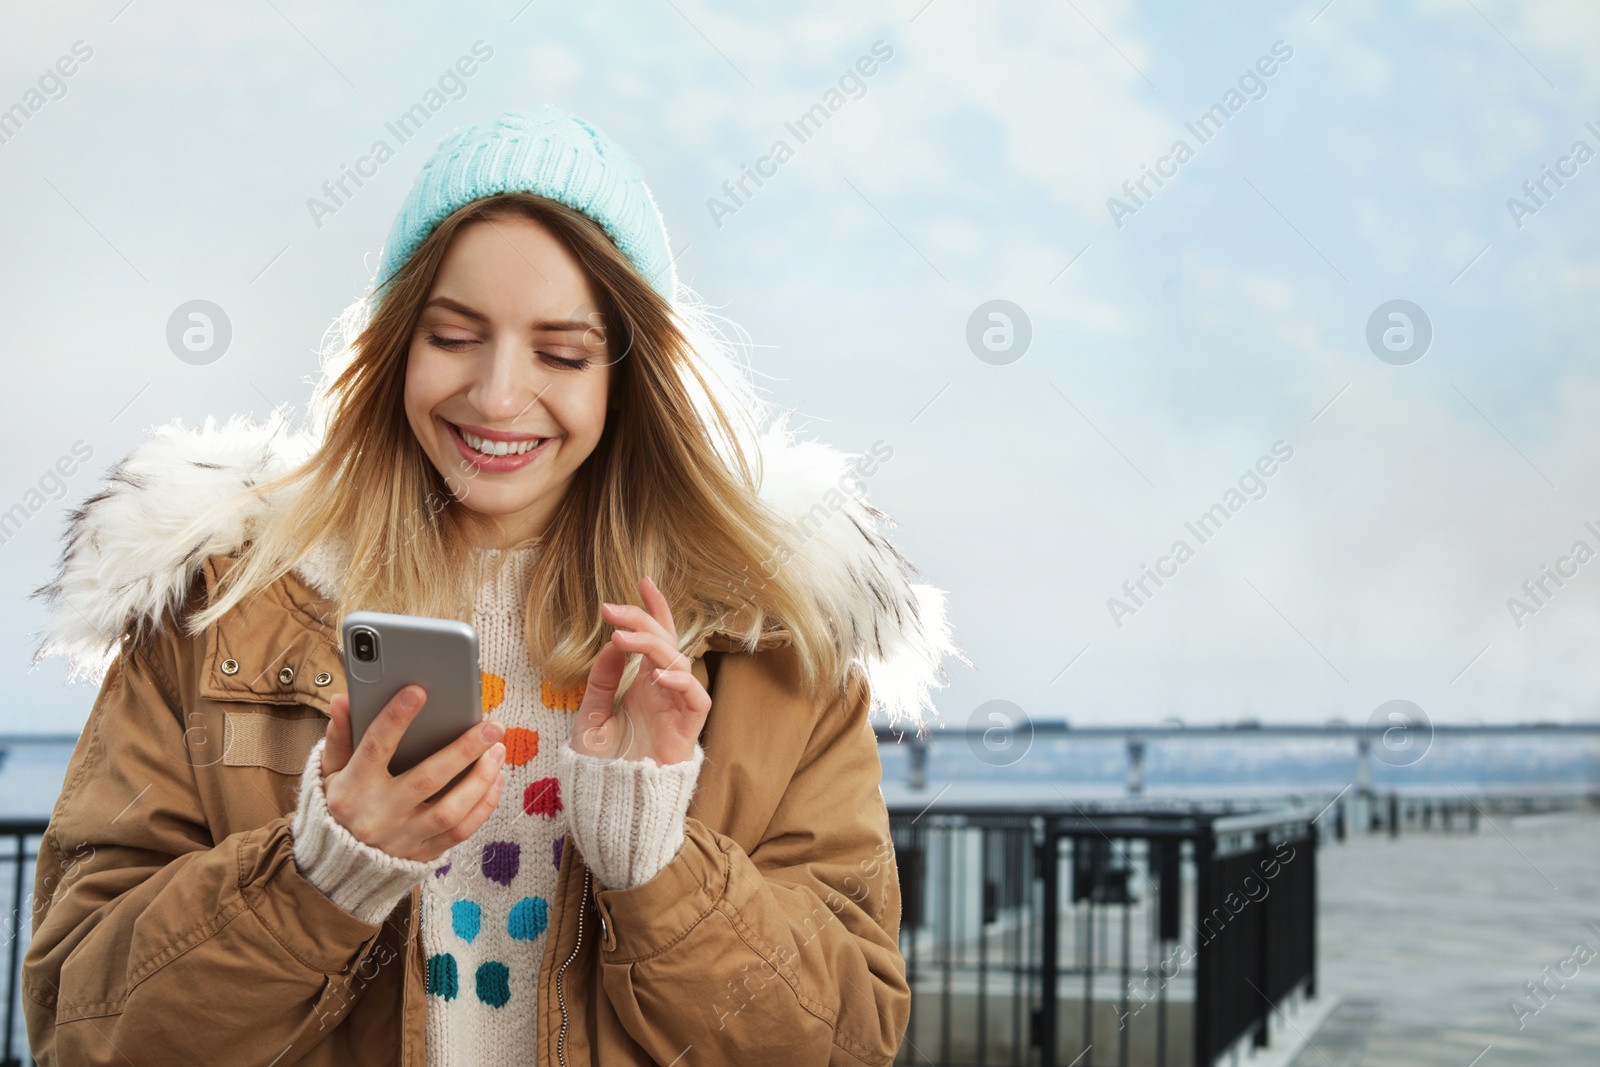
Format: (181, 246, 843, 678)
(448, 422, 548, 457)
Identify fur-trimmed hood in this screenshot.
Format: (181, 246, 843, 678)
(30, 412, 966, 729)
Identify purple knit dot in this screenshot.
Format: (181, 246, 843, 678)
(434, 860, 452, 879)
(481, 840, 521, 886)
(552, 837, 563, 870)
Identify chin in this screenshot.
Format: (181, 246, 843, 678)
(452, 488, 547, 518)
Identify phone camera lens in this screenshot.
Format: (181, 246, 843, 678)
(351, 628, 377, 663)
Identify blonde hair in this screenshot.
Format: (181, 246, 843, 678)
(187, 192, 848, 705)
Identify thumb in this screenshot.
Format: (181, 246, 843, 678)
(573, 644, 626, 757)
(322, 693, 354, 776)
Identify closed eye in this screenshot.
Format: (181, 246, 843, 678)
(425, 334, 591, 370)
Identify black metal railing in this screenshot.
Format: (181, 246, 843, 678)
(0, 820, 45, 1067)
(887, 803, 1318, 1067)
(2, 798, 1315, 1067)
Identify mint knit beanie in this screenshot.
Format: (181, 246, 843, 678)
(374, 106, 677, 305)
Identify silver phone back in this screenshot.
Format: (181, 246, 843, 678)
(342, 610, 482, 781)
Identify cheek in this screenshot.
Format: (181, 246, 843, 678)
(588, 377, 612, 433)
(403, 347, 450, 433)
(589, 372, 614, 437)
(561, 371, 612, 441)
(402, 348, 424, 413)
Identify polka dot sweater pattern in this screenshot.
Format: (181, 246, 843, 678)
(419, 546, 571, 1062)
(290, 545, 705, 1064)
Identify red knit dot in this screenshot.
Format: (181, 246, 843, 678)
(524, 777, 562, 818)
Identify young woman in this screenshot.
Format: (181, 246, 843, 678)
(24, 107, 962, 1066)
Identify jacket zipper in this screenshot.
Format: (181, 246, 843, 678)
(555, 863, 591, 1067)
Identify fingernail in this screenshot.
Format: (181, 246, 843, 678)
(602, 602, 618, 612)
(488, 741, 506, 765)
(399, 688, 422, 711)
(481, 719, 504, 742)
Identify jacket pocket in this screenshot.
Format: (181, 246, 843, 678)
(223, 709, 327, 775)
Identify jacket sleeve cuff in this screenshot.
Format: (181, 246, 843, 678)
(557, 742, 705, 890)
(290, 737, 441, 926)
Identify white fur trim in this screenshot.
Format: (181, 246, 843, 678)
(31, 411, 967, 728)
(30, 410, 315, 683)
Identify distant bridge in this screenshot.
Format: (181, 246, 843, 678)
(873, 719, 1600, 794)
(874, 720, 1600, 740)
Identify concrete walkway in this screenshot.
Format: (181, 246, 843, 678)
(1290, 808, 1600, 1066)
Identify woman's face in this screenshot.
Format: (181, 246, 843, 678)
(404, 214, 613, 546)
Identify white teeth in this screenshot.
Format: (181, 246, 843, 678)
(458, 427, 543, 457)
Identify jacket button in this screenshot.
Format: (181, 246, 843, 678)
(314, 671, 332, 686)
(220, 659, 239, 675)
(278, 666, 296, 685)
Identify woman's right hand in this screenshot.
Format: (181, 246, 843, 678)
(320, 685, 508, 863)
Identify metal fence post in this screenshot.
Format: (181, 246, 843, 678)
(1037, 821, 1059, 1067)
(1252, 830, 1270, 1050)
(1193, 823, 1215, 1067)
(1306, 825, 1318, 999)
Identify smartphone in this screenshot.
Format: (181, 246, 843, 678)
(342, 610, 483, 798)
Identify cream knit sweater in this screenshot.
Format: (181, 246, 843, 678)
(290, 546, 705, 1063)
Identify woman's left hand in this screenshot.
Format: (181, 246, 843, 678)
(570, 575, 710, 765)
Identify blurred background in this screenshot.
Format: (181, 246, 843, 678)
(3, 1, 1599, 1064)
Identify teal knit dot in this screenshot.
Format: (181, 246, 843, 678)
(476, 960, 511, 1008)
(508, 896, 549, 941)
(426, 953, 459, 1000)
(451, 900, 481, 944)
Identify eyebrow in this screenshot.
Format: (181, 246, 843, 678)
(423, 296, 593, 332)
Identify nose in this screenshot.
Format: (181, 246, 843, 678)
(468, 336, 548, 424)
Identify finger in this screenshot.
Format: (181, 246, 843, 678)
(570, 637, 633, 758)
(352, 685, 429, 775)
(418, 745, 505, 838)
(572, 640, 636, 758)
(611, 628, 691, 674)
(647, 668, 704, 698)
(413, 765, 507, 860)
(601, 600, 669, 643)
(580, 639, 628, 712)
(412, 744, 505, 837)
(399, 716, 507, 805)
(323, 694, 354, 776)
(648, 669, 713, 714)
(639, 574, 678, 638)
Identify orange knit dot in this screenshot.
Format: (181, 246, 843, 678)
(541, 679, 586, 712)
(481, 672, 505, 713)
(501, 727, 539, 766)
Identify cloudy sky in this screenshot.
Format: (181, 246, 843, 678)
(4, 0, 1599, 734)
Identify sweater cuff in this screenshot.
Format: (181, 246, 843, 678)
(291, 737, 442, 926)
(557, 742, 705, 890)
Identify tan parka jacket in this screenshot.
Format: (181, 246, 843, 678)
(23, 416, 963, 1066)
